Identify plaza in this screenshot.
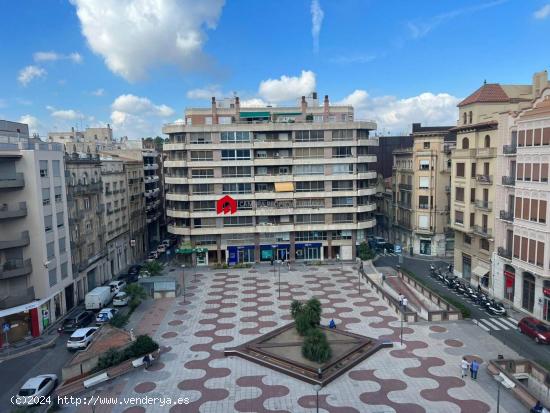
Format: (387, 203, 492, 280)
(69, 262, 527, 413)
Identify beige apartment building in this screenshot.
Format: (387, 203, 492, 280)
(493, 71, 550, 321)
(392, 123, 455, 256)
(49, 125, 115, 154)
(65, 152, 107, 303)
(162, 95, 378, 265)
(0, 121, 74, 345)
(451, 74, 546, 290)
(123, 158, 147, 262)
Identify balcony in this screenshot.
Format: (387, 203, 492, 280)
(445, 185, 451, 193)
(503, 144, 517, 155)
(475, 200, 492, 211)
(71, 181, 102, 195)
(476, 148, 496, 158)
(0, 231, 30, 250)
(497, 247, 512, 260)
(96, 204, 105, 214)
(0, 173, 24, 189)
(476, 174, 493, 184)
(499, 210, 514, 222)
(144, 163, 159, 170)
(0, 259, 32, 280)
(502, 176, 515, 186)
(398, 183, 412, 191)
(0, 202, 27, 220)
(472, 225, 492, 238)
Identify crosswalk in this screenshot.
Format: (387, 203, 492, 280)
(473, 317, 518, 332)
(379, 252, 398, 257)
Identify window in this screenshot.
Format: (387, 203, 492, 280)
(193, 201, 215, 211)
(462, 137, 469, 149)
(518, 130, 525, 147)
(221, 149, 250, 160)
(332, 129, 353, 141)
(190, 151, 213, 161)
(84, 198, 90, 209)
(542, 164, 549, 182)
(470, 188, 475, 204)
(332, 147, 352, 158)
(296, 198, 325, 208)
(517, 163, 524, 181)
(222, 183, 252, 194)
(456, 163, 465, 177)
(59, 237, 66, 253)
(47, 241, 55, 259)
(296, 181, 325, 192)
(54, 186, 62, 203)
(295, 130, 324, 142)
(423, 142, 430, 149)
(294, 165, 324, 175)
(332, 181, 353, 191)
(480, 239, 489, 250)
(418, 195, 429, 209)
(295, 231, 327, 241)
(539, 200, 547, 223)
(56, 211, 64, 228)
(39, 160, 48, 177)
(224, 216, 253, 226)
(220, 131, 251, 143)
(222, 166, 251, 177)
(531, 199, 538, 221)
(205, 116, 212, 125)
(484, 135, 490, 148)
(513, 235, 520, 258)
(455, 211, 464, 224)
(192, 184, 213, 194)
(418, 215, 429, 229)
(189, 132, 212, 144)
(455, 187, 464, 202)
(463, 113, 467, 125)
(521, 237, 528, 261)
(61, 262, 68, 279)
(533, 164, 540, 182)
(218, 116, 232, 124)
(332, 164, 353, 174)
(332, 197, 353, 206)
(544, 128, 550, 145)
(464, 235, 471, 245)
(48, 269, 57, 287)
(526, 129, 533, 146)
(332, 213, 353, 223)
(419, 177, 429, 189)
(469, 111, 473, 124)
(44, 215, 53, 232)
(525, 163, 532, 181)
(470, 212, 475, 227)
(420, 160, 430, 171)
(296, 214, 326, 224)
(515, 197, 522, 218)
(42, 188, 51, 205)
(523, 198, 530, 220)
(295, 147, 324, 158)
(534, 129, 542, 146)
(537, 241, 544, 267)
(529, 239, 536, 264)
(52, 160, 60, 177)
(191, 169, 214, 178)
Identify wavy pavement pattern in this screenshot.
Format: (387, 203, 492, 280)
(234, 375, 291, 413)
(240, 277, 278, 335)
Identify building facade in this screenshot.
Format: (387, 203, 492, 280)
(49, 125, 114, 154)
(124, 160, 147, 262)
(493, 73, 550, 321)
(65, 153, 107, 303)
(162, 95, 378, 265)
(143, 149, 163, 249)
(0, 121, 74, 345)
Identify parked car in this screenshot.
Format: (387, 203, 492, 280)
(382, 242, 395, 253)
(128, 265, 141, 276)
(109, 280, 127, 294)
(113, 292, 129, 307)
(518, 317, 550, 344)
(96, 308, 118, 324)
(157, 244, 167, 254)
(147, 251, 158, 262)
(57, 311, 93, 333)
(16, 374, 58, 405)
(67, 327, 98, 351)
(85, 286, 113, 310)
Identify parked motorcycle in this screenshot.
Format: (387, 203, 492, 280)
(465, 286, 478, 301)
(455, 282, 467, 295)
(444, 275, 456, 287)
(475, 293, 489, 306)
(487, 300, 507, 317)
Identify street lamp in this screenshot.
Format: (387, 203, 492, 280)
(400, 297, 408, 346)
(494, 372, 515, 413)
(313, 384, 322, 413)
(181, 264, 186, 303)
(276, 259, 282, 299)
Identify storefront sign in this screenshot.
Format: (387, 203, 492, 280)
(217, 195, 237, 215)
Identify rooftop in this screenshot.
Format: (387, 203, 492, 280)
(458, 83, 511, 107)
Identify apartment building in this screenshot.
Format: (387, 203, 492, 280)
(101, 157, 130, 279)
(0, 121, 73, 345)
(392, 123, 455, 256)
(162, 95, 378, 265)
(124, 159, 147, 262)
(451, 74, 544, 290)
(49, 125, 114, 154)
(494, 71, 550, 321)
(143, 149, 163, 248)
(65, 153, 107, 303)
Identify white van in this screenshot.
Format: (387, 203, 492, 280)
(85, 286, 112, 310)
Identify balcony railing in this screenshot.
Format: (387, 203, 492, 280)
(0, 202, 27, 220)
(499, 210, 514, 222)
(0, 173, 25, 189)
(475, 200, 492, 211)
(476, 148, 496, 158)
(445, 185, 451, 192)
(472, 225, 492, 238)
(497, 247, 512, 260)
(398, 183, 412, 191)
(0, 258, 32, 280)
(503, 144, 517, 155)
(502, 176, 515, 186)
(476, 174, 493, 184)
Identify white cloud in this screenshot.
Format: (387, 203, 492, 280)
(258, 70, 316, 103)
(534, 4, 550, 19)
(50, 109, 84, 120)
(240, 98, 270, 107)
(311, 0, 324, 53)
(186, 85, 222, 100)
(71, 0, 225, 81)
(18, 115, 40, 134)
(18, 65, 46, 86)
(337, 89, 460, 134)
(110, 94, 175, 138)
(91, 88, 105, 96)
(33, 51, 83, 63)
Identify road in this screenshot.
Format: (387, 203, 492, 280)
(375, 254, 550, 366)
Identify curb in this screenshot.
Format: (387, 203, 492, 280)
(0, 334, 58, 362)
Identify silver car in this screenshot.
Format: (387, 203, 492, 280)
(16, 374, 58, 405)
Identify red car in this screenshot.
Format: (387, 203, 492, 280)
(518, 317, 550, 344)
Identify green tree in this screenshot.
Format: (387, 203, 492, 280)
(304, 298, 322, 327)
(142, 260, 164, 277)
(125, 283, 146, 300)
(358, 241, 375, 260)
(290, 300, 303, 319)
(302, 329, 332, 363)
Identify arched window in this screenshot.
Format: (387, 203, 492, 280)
(522, 272, 536, 313)
(81, 172, 88, 185)
(469, 111, 473, 124)
(463, 112, 467, 125)
(71, 173, 76, 186)
(462, 137, 469, 149)
(484, 135, 490, 148)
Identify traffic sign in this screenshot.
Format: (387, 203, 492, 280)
(395, 245, 402, 254)
(2, 322, 10, 333)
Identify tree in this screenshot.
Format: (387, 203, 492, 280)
(302, 329, 332, 363)
(291, 300, 303, 319)
(125, 283, 146, 300)
(141, 260, 164, 277)
(358, 241, 375, 261)
(291, 298, 322, 336)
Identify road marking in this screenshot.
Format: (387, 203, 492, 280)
(488, 318, 510, 330)
(505, 317, 518, 326)
(473, 319, 490, 331)
(498, 318, 519, 329)
(479, 318, 501, 330)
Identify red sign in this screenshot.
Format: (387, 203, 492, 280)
(217, 195, 237, 215)
(504, 270, 515, 288)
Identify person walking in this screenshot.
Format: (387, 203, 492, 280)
(398, 294, 404, 306)
(460, 357, 470, 378)
(470, 359, 479, 380)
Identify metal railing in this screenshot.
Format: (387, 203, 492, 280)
(476, 174, 493, 184)
(497, 247, 512, 259)
(499, 210, 514, 222)
(472, 225, 492, 238)
(475, 200, 492, 210)
(398, 183, 412, 191)
(502, 176, 515, 186)
(503, 144, 517, 155)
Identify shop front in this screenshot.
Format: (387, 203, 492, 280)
(295, 243, 322, 261)
(260, 244, 290, 262)
(419, 238, 432, 255)
(543, 280, 550, 322)
(227, 245, 255, 265)
(503, 266, 515, 303)
(0, 301, 44, 347)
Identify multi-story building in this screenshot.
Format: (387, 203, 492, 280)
(100, 157, 130, 279)
(143, 149, 162, 248)
(124, 159, 147, 262)
(0, 120, 74, 345)
(451, 73, 546, 290)
(370, 134, 413, 179)
(48, 125, 114, 154)
(65, 152, 107, 302)
(392, 123, 455, 256)
(162, 95, 378, 265)
(494, 71, 550, 321)
(374, 175, 393, 241)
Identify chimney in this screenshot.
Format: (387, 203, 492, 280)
(235, 96, 240, 117)
(312, 92, 318, 106)
(211, 97, 218, 125)
(301, 96, 307, 115)
(532, 70, 548, 97)
(323, 95, 330, 121)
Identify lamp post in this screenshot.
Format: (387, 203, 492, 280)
(277, 260, 282, 299)
(400, 297, 408, 346)
(358, 269, 361, 296)
(313, 384, 322, 413)
(493, 372, 515, 413)
(181, 264, 186, 303)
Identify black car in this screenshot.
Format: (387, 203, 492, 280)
(128, 265, 141, 275)
(382, 242, 395, 253)
(58, 311, 93, 333)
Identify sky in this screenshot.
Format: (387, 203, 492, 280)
(1, 0, 549, 139)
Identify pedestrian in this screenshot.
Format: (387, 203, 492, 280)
(329, 319, 336, 329)
(143, 354, 151, 369)
(470, 359, 479, 380)
(460, 357, 470, 378)
(381, 273, 386, 285)
(402, 297, 408, 310)
(531, 400, 543, 413)
(398, 294, 404, 306)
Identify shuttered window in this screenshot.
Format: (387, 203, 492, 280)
(531, 199, 538, 221)
(515, 197, 522, 218)
(456, 187, 464, 202)
(523, 198, 530, 220)
(513, 235, 520, 258)
(455, 210, 464, 224)
(544, 128, 550, 145)
(534, 129, 542, 146)
(529, 239, 536, 264)
(456, 163, 465, 177)
(539, 200, 547, 223)
(537, 241, 545, 267)
(526, 129, 533, 146)
(542, 164, 549, 182)
(533, 163, 540, 182)
(521, 237, 528, 261)
(517, 163, 524, 180)
(518, 130, 525, 146)
(525, 163, 532, 181)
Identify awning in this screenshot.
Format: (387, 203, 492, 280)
(0, 295, 52, 318)
(176, 248, 194, 255)
(239, 111, 270, 118)
(275, 182, 294, 192)
(472, 263, 490, 278)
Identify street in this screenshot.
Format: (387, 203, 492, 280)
(375, 254, 550, 367)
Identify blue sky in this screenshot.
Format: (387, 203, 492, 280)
(1, 0, 549, 138)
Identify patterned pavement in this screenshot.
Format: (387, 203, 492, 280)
(72, 264, 527, 413)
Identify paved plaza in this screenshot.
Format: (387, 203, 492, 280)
(74, 263, 527, 413)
